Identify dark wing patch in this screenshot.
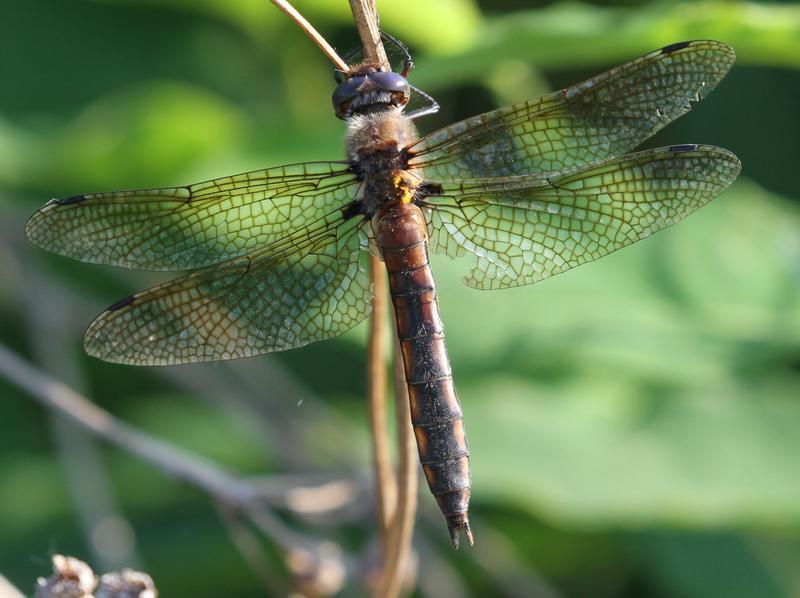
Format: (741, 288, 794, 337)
(661, 41, 692, 54)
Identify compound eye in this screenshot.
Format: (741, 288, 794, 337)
(331, 75, 366, 119)
(367, 71, 410, 100)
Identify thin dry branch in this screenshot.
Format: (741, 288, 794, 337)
(0, 341, 358, 590)
(348, 0, 389, 69)
(347, 2, 419, 595)
(273, 1, 413, 590)
(366, 253, 395, 541)
(379, 343, 418, 598)
(271, 0, 349, 71)
(0, 343, 343, 555)
(271, 0, 400, 564)
(0, 343, 247, 501)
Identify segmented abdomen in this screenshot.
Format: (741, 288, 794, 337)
(372, 200, 473, 547)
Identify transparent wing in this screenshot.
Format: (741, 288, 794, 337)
(84, 212, 371, 365)
(26, 161, 359, 271)
(408, 41, 734, 179)
(423, 145, 740, 290)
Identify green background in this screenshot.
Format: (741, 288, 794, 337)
(1, 0, 799, 596)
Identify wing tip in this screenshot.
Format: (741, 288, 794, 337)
(24, 214, 40, 245)
(658, 39, 736, 77)
(83, 331, 164, 367)
(667, 144, 742, 185)
(25, 195, 86, 249)
(660, 39, 735, 56)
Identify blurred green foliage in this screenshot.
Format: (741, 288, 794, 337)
(1, 0, 799, 596)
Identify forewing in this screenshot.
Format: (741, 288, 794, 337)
(408, 41, 734, 179)
(84, 212, 371, 365)
(26, 161, 359, 270)
(424, 145, 740, 289)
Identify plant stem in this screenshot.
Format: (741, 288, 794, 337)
(0, 343, 323, 557)
(378, 342, 418, 598)
(367, 253, 395, 544)
(270, 0, 349, 71)
(348, 1, 418, 595)
(347, 0, 389, 69)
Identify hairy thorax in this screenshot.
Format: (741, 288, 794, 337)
(347, 109, 421, 217)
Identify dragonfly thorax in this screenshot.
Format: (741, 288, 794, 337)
(346, 110, 418, 159)
(346, 111, 421, 217)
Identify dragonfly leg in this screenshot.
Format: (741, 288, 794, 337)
(381, 31, 413, 76)
(406, 84, 440, 120)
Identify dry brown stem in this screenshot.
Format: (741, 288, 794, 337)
(347, 0, 389, 69)
(0, 344, 246, 500)
(0, 343, 337, 560)
(367, 253, 395, 542)
(270, 0, 349, 71)
(378, 342, 418, 598)
(348, 0, 398, 561)
(348, 2, 418, 595)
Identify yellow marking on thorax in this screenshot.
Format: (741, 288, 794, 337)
(391, 170, 415, 204)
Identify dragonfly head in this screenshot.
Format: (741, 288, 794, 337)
(332, 65, 410, 120)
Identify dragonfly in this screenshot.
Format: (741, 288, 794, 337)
(26, 38, 740, 548)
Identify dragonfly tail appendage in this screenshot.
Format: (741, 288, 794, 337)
(445, 512, 474, 550)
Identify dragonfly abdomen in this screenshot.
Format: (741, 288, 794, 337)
(372, 200, 473, 548)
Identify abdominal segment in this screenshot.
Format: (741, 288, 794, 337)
(372, 199, 473, 548)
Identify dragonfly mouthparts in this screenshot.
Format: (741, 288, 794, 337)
(350, 91, 400, 112)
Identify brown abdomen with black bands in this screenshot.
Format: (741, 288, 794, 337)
(372, 200, 473, 548)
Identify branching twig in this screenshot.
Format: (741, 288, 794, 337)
(270, 0, 349, 71)
(0, 344, 349, 528)
(0, 341, 354, 590)
(24, 272, 140, 573)
(0, 343, 249, 501)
